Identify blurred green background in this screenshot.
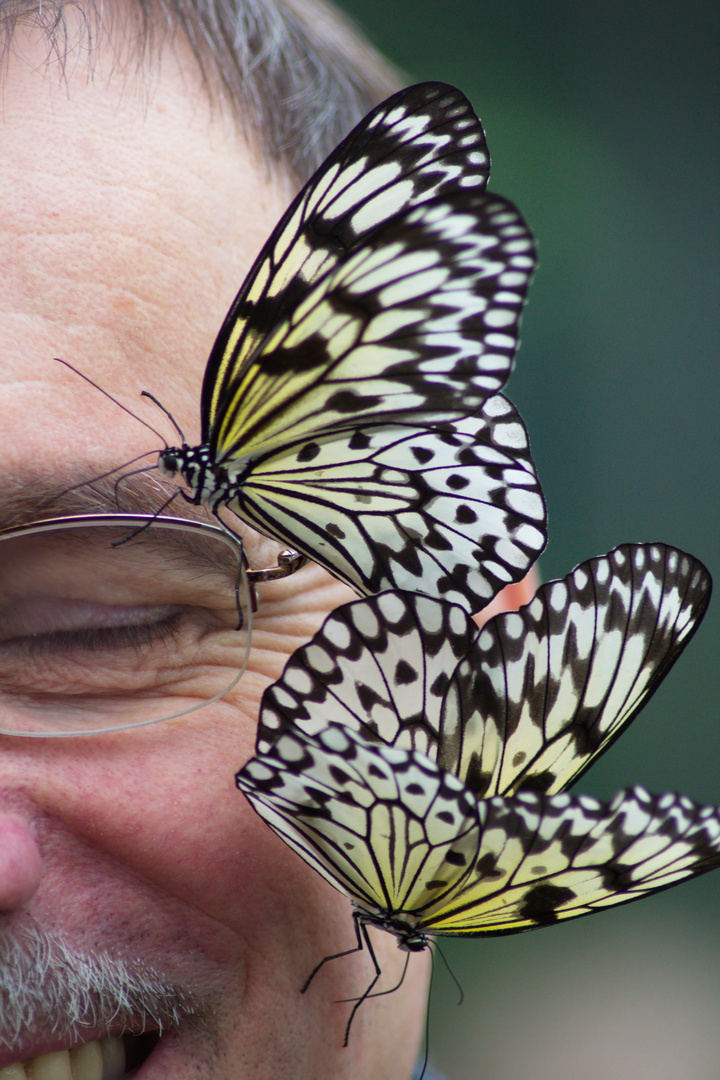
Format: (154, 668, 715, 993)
(333, 2, 719, 1077)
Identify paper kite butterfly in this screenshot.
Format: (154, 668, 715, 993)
(151, 82, 545, 613)
(236, 543, 720, 1041)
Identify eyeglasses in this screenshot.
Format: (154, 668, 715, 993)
(0, 513, 305, 738)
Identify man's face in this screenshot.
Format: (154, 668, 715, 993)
(0, 25, 429, 1079)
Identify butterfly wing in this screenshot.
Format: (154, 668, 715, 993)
(201, 82, 491, 436)
(176, 82, 540, 610)
(233, 395, 544, 611)
(464, 543, 712, 796)
(418, 786, 720, 934)
(257, 588, 476, 756)
(209, 190, 535, 462)
(236, 723, 482, 916)
(237, 727, 720, 935)
(257, 543, 710, 791)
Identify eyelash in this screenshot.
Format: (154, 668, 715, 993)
(17, 612, 184, 656)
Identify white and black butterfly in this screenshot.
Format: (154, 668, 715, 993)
(151, 82, 545, 613)
(236, 541, 716, 1040)
(237, 723, 720, 1041)
(256, 542, 712, 795)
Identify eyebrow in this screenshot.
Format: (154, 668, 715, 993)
(0, 467, 211, 532)
(0, 465, 292, 588)
(0, 487, 247, 605)
(0, 522, 244, 596)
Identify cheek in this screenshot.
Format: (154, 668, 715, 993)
(50, 702, 333, 936)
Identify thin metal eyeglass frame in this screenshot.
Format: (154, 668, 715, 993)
(0, 512, 303, 737)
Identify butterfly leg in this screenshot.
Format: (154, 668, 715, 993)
(109, 489, 182, 545)
(300, 911, 384, 1045)
(339, 950, 410, 1002)
(340, 919, 382, 1046)
(300, 909, 368, 994)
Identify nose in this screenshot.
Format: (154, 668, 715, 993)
(0, 814, 42, 909)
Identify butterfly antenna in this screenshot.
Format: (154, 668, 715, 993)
(141, 390, 187, 444)
(415, 949, 433, 1080)
(55, 359, 170, 446)
(434, 940, 464, 1006)
(110, 490, 182, 545)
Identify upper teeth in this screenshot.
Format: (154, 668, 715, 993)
(0, 1035, 125, 1080)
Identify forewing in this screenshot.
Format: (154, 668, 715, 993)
(236, 724, 481, 916)
(212, 192, 535, 459)
(233, 396, 545, 612)
(419, 787, 720, 934)
(456, 544, 711, 797)
(202, 82, 490, 434)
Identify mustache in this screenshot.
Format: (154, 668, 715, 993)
(0, 922, 197, 1050)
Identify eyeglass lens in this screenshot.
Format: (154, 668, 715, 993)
(0, 522, 250, 736)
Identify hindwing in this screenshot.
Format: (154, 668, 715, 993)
(417, 785, 720, 934)
(228, 396, 545, 609)
(237, 725, 720, 935)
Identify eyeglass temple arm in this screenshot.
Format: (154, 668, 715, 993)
(243, 549, 309, 615)
(247, 549, 309, 583)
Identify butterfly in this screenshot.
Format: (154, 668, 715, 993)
(255, 541, 712, 795)
(152, 82, 545, 613)
(237, 723, 720, 1043)
(236, 542, 716, 1040)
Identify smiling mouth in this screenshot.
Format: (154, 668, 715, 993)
(0, 1031, 159, 1079)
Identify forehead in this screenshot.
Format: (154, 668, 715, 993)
(0, 27, 290, 516)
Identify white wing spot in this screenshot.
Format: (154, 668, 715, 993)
(549, 583, 569, 612)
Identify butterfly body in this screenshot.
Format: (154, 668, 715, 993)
(152, 82, 546, 612)
(158, 440, 267, 511)
(352, 907, 429, 953)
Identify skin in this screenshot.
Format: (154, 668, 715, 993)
(0, 16, 536, 1079)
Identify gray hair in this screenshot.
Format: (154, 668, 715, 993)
(0, 0, 401, 184)
(0, 922, 197, 1049)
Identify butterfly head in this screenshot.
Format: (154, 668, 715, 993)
(157, 447, 183, 479)
(158, 444, 219, 505)
(397, 931, 430, 953)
